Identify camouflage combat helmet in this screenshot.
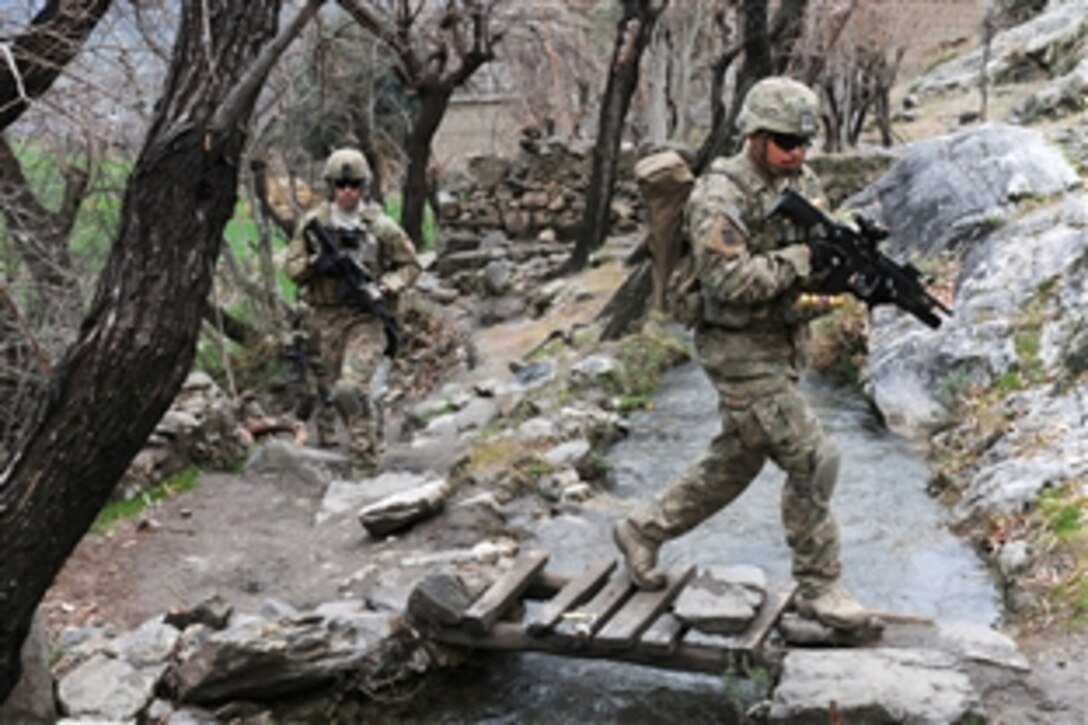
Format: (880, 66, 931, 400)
(736, 76, 819, 137)
(323, 147, 370, 184)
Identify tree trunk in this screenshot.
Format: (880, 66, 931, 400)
(401, 90, 449, 246)
(0, 0, 318, 700)
(597, 258, 654, 341)
(0, 0, 113, 131)
(565, 0, 666, 274)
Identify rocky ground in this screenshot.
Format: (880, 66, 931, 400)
(35, 249, 1088, 723)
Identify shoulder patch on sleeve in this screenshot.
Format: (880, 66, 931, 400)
(704, 216, 746, 259)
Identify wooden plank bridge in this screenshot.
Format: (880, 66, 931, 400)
(418, 550, 799, 675)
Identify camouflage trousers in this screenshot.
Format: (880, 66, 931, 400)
(304, 306, 386, 471)
(629, 377, 842, 596)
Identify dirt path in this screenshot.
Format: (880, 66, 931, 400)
(42, 259, 624, 636)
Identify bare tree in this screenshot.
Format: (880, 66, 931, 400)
(336, 0, 504, 246)
(0, 0, 322, 699)
(695, 0, 808, 172)
(0, 0, 113, 129)
(503, 4, 604, 139)
(792, 0, 903, 151)
(565, 0, 667, 274)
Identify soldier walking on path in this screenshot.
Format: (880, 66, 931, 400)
(285, 147, 420, 476)
(613, 77, 872, 631)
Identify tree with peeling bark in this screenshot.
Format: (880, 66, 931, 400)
(336, 0, 504, 246)
(565, 0, 667, 275)
(0, 0, 323, 701)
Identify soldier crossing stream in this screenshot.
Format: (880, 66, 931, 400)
(397, 362, 1007, 722)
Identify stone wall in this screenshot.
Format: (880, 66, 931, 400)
(436, 134, 642, 246)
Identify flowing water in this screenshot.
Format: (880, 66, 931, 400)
(391, 361, 1001, 723)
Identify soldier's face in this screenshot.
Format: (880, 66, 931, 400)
(333, 178, 363, 211)
(759, 132, 808, 177)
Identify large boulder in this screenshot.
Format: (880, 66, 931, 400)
(848, 124, 1080, 257)
(856, 125, 1083, 438)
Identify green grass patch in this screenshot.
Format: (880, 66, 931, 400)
(608, 323, 691, 408)
(91, 466, 200, 534)
(384, 194, 438, 250)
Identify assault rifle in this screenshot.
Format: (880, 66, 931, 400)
(767, 189, 952, 329)
(303, 219, 401, 356)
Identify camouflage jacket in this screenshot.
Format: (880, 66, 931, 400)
(285, 201, 421, 308)
(684, 151, 828, 383)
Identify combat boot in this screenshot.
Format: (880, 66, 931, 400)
(612, 519, 666, 591)
(795, 580, 871, 631)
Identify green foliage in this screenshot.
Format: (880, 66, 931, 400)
(223, 201, 296, 301)
(721, 656, 774, 716)
(608, 324, 691, 409)
(983, 212, 1007, 231)
(1039, 487, 1085, 538)
(615, 393, 653, 412)
(936, 368, 975, 413)
(195, 332, 288, 395)
(515, 458, 554, 482)
(993, 370, 1024, 395)
(91, 466, 201, 534)
(384, 194, 438, 250)
(0, 142, 131, 274)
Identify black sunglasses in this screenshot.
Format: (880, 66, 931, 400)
(767, 132, 810, 151)
(334, 178, 363, 190)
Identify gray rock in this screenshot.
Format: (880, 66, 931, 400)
(770, 648, 984, 724)
(933, 620, 1031, 671)
(542, 438, 591, 468)
(849, 124, 1079, 258)
(170, 610, 396, 705)
(482, 259, 516, 296)
(673, 565, 767, 635)
(319, 471, 435, 524)
(358, 478, 450, 537)
(407, 572, 474, 626)
(245, 439, 347, 488)
(0, 610, 55, 723)
(109, 616, 181, 666)
(58, 653, 166, 721)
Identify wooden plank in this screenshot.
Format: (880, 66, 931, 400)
(553, 571, 633, 641)
(734, 582, 797, 650)
(594, 565, 695, 651)
(431, 621, 735, 675)
(463, 550, 549, 634)
(526, 559, 617, 636)
(638, 612, 685, 656)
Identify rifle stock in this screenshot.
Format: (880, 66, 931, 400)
(303, 219, 401, 356)
(768, 190, 952, 329)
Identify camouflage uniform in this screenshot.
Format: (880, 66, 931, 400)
(617, 78, 864, 619)
(626, 150, 843, 598)
(285, 199, 420, 471)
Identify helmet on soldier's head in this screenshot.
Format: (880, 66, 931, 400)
(323, 147, 370, 185)
(736, 76, 820, 138)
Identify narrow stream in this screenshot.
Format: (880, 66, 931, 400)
(387, 361, 1001, 723)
